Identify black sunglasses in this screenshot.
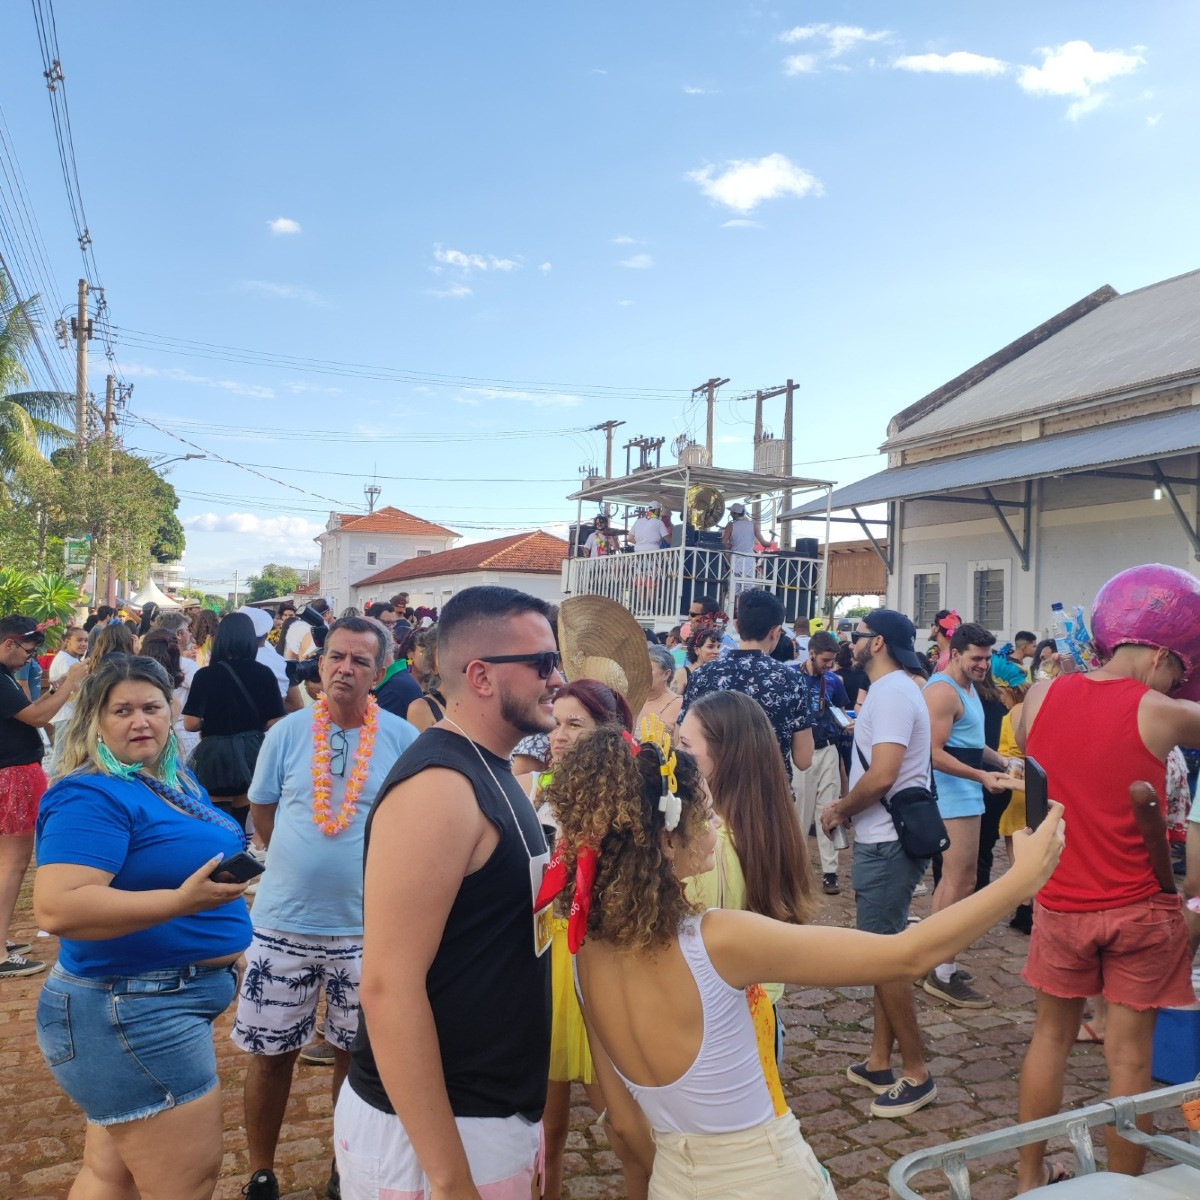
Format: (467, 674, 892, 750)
(849, 629, 878, 643)
(468, 651, 563, 680)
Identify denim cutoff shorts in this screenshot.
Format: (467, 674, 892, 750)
(37, 961, 237, 1125)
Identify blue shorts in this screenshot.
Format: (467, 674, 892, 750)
(934, 773, 984, 819)
(852, 840, 929, 935)
(36, 961, 237, 1125)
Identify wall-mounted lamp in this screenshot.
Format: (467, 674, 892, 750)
(1153, 486, 1163, 501)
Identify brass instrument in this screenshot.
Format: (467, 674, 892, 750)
(685, 484, 725, 530)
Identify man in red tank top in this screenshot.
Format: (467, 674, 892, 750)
(1014, 634, 1200, 1191)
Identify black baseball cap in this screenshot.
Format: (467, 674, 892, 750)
(862, 608, 923, 672)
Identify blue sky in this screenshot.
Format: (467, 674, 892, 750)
(2, 2, 1198, 589)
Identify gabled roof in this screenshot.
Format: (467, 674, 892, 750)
(888, 268, 1200, 450)
(323, 506, 458, 538)
(354, 530, 568, 588)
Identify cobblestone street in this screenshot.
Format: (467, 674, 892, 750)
(1, 861, 1188, 1199)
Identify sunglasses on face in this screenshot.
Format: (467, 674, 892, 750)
(850, 630, 878, 643)
(468, 651, 563, 680)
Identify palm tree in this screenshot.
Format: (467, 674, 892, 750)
(0, 271, 73, 505)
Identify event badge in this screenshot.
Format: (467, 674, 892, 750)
(531, 851, 553, 958)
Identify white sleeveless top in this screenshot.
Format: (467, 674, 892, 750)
(591, 913, 775, 1134)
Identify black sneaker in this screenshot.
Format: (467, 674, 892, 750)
(5, 940, 32, 956)
(846, 1061, 896, 1094)
(0, 951, 46, 979)
(327, 1158, 341, 1200)
(923, 970, 992, 1009)
(242, 1169, 280, 1199)
(822, 872, 840, 895)
(870, 1074, 937, 1118)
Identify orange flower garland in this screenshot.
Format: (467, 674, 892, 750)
(311, 694, 379, 836)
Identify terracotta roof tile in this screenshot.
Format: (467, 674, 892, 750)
(353, 530, 568, 588)
(325, 506, 458, 538)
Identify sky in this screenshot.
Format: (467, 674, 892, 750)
(2, 2, 1199, 592)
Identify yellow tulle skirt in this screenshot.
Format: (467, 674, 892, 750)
(549, 919, 595, 1085)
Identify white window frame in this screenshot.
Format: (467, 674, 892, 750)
(908, 562, 946, 630)
(968, 557, 1011, 635)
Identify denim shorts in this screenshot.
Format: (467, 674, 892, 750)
(852, 839, 929, 935)
(37, 961, 237, 1125)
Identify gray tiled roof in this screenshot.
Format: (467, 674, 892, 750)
(888, 268, 1200, 447)
(785, 408, 1200, 517)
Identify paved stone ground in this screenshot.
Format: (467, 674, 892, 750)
(1, 857, 1192, 1199)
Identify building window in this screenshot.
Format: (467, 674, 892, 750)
(972, 566, 1005, 630)
(416, 550, 432, 557)
(913, 573, 941, 628)
(366, 551, 377, 567)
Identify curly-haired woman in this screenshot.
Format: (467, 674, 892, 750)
(541, 727, 1066, 1199)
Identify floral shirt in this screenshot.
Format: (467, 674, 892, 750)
(680, 650, 812, 779)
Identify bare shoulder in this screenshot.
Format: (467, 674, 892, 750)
(923, 677, 961, 713)
(373, 767, 488, 834)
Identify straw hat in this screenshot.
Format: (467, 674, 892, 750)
(558, 595, 653, 715)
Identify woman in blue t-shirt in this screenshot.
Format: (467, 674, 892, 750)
(34, 653, 253, 1200)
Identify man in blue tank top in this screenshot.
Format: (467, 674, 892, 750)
(337, 586, 560, 1199)
(923, 622, 1016, 1009)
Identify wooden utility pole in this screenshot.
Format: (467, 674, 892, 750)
(693, 377, 729, 463)
(782, 378, 795, 550)
(752, 390, 764, 527)
(590, 420, 625, 478)
(71, 279, 90, 451)
(103, 375, 117, 607)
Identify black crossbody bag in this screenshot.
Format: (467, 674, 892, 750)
(855, 742, 950, 860)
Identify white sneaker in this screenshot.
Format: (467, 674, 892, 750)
(912, 882, 929, 897)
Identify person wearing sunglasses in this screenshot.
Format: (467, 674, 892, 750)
(0, 615, 88, 979)
(337, 586, 563, 1200)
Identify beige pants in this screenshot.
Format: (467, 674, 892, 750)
(794, 743, 842, 875)
(650, 1112, 837, 1199)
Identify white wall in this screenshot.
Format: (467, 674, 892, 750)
(320, 530, 457, 610)
(354, 570, 565, 612)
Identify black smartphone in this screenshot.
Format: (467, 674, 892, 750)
(210, 851, 266, 883)
(1024, 756, 1049, 831)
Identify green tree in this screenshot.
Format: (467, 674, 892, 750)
(247, 562, 300, 602)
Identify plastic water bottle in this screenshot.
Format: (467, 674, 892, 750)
(1050, 602, 1082, 672)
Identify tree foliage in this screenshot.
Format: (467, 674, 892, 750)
(247, 562, 301, 602)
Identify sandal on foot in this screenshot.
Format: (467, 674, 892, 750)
(1044, 1162, 1073, 1185)
(1075, 1020, 1104, 1044)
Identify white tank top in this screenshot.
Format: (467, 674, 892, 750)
(600, 913, 775, 1134)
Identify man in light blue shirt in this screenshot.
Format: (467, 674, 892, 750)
(232, 616, 416, 1200)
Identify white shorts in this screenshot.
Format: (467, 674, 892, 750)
(334, 1083, 541, 1200)
(231, 927, 363, 1055)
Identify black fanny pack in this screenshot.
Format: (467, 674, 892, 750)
(856, 744, 950, 861)
(943, 745, 984, 770)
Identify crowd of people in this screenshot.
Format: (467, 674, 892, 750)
(0, 565, 1198, 1199)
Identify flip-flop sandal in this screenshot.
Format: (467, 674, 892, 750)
(1075, 1021, 1104, 1044)
(1044, 1162, 1074, 1185)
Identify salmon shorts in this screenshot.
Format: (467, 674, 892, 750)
(1023, 892, 1194, 1011)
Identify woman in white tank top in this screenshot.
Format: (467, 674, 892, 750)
(538, 727, 1066, 1199)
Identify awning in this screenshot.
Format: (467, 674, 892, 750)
(784, 408, 1200, 518)
(570, 463, 832, 508)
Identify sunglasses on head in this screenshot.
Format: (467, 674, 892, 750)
(468, 650, 563, 680)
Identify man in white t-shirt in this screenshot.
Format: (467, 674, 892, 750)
(822, 608, 936, 1119)
(627, 502, 668, 553)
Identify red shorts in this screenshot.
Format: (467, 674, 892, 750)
(1023, 893, 1194, 1011)
(0, 762, 47, 836)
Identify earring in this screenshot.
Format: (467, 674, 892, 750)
(159, 729, 180, 789)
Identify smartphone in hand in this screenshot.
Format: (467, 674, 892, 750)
(1024, 756, 1049, 831)
(210, 851, 266, 883)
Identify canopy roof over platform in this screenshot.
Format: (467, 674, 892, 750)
(569, 463, 832, 510)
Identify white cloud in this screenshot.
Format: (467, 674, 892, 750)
(539, 262, 552, 274)
(267, 217, 301, 235)
(428, 282, 473, 299)
(783, 54, 819, 75)
(721, 218, 761, 229)
(779, 24, 889, 57)
(238, 280, 322, 305)
(894, 51, 1008, 76)
(1017, 41, 1145, 118)
(612, 234, 639, 245)
(122, 364, 275, 400)
(617, 299, 634, 306)
(619, 253, 654, 269)
(687, 153, 824, 213)
(682, 85, 715, 94)
(433, 244, 519, 272)
(1147, 112, 1162, 126)
(463, 387, 581, 409)
(184, 512, 323, 539)
(590, 68, 607, 75)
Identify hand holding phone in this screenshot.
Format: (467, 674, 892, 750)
(1024, 756, 1048, 830)
(209, 851, 266, 884)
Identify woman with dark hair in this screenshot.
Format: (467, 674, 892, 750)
(524, 678, 646, 1200)
(541, 726, 1064, 1198)
(135, 602, 160, 640)
(190, 608, 219, 668)
(183, 613, 284, 830)
(404, 624, 446, 733)
(140, 627, 200, 763)
(1032, 638, 1061, 681)
(670, 627, 722, 694)
(34, 654, 252, 1199)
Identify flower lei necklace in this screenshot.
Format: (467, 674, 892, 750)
(311, 694, 379, 836)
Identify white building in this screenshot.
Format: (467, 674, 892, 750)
(353, 530, 569, 612)
(316, 506, 458, 612)
(787, 269, 1200, 638)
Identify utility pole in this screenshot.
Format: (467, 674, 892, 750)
(232, 570, 239, 609)
(782, 378, 795, 550)
(71, 279, 91, 451)
(692, 377, 729, 463)
(752, 390, 764, 528)
(103, 375, 117, 607)
(589, 420, 625, 478)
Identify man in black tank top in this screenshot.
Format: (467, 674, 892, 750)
(336, 586, 560, 1198)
